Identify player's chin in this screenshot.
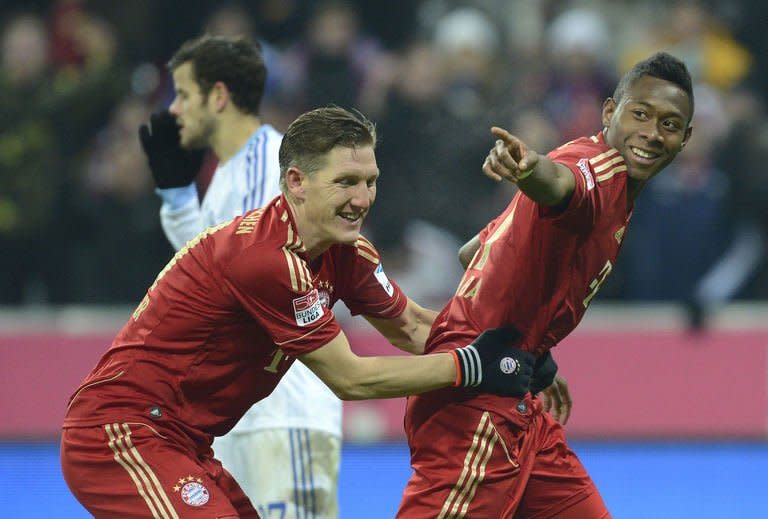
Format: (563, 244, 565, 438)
(334, 221, 362, 245)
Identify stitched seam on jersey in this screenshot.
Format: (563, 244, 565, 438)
(274, 318, 335, 346)
(123, 422, 170, 440)
(438, 412, 496, 518)
(67, 371, 125, 412)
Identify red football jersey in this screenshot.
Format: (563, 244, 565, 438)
(64, 195, 405, 444)
(426, 132, 631, 356)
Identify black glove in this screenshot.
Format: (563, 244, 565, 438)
(530, 350, 558, 395)
(453, 327, 535, 397)
(138, 110, 205, 188)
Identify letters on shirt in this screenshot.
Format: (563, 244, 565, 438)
(292, 289, 324, 326)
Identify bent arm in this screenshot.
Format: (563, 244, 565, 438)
(363, 298, 437, 354)
(299, 330, 455, 400)
(157, 185, 203, 250)
(458, 234, 481, 269)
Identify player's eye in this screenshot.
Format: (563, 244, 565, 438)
(632, 110, 648, 120)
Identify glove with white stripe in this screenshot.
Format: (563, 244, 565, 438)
(451, 327, 535, 397)
(139, 110, 205, 188)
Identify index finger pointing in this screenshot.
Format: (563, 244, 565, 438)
(490, 126, 517, 145)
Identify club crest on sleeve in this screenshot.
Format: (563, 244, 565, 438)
(577, 158, 595, 191)
(292, 289, 324, 326)
(374, 264, 394, 297)
(173, 475, 210, 507)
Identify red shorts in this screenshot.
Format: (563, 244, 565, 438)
(397, 390, 610, 519)
(61, 422, 259, 518)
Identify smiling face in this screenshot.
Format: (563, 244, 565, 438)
(603, 75, 693, 182)
(169, 62, 216, 149)
(291, 145, 378, 256)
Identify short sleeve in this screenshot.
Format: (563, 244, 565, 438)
(337, 237, 407, 319)
(535, 142, 601, 230)
(222, 244, 341, 356)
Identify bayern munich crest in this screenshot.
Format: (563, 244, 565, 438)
(499, 357, 519, 375)
(174, 476, 210, 507)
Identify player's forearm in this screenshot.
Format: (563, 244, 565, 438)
(395, 302, 437, 355)
(516, 155, 574, 207)
(331, 353, 455, 400)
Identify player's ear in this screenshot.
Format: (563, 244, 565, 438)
(681, 125, 693, 150)
(601, 97, 616, 128)
(285, 166, 307, 200)
(210, 81, 229, 112)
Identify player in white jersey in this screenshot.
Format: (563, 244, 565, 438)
(139, 35, 343, 519)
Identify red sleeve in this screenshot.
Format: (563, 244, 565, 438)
(534, 139, 603, 231)
(338, 237, 407, 318)
(222, 243, 341, 357)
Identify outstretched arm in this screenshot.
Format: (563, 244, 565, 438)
(299, 330, 455, 400)
(363, 298, 437, 354)
(482, 126, 576, 207)
(299, 326, 534, 400)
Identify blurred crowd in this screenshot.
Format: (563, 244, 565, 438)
(1, 0, 766, 321)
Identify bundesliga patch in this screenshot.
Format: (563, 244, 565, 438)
(173, 476, 210, 507)
(292, 289, 324, 326)
(577, 158, 595, 191)
(374, 263, 394, 297)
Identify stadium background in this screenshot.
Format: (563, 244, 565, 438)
(1, 0, 766, 517)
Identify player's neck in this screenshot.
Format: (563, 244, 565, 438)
(626, 177, 646, 203)
(285, 197, 332, 260)
(211, 114, 262, 163)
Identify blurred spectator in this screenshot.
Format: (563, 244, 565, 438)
(686, 89, 768, 325)
(543, 6, 615, 141)
(0, 0, 766, 308)
(280, 0, 387, 115)
(0, 13, 61, 303)
(67, 96, 171, 303)
(619, 0, 751, 91)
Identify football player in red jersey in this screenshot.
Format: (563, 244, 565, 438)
(397, 52, 694, 518)
(60, 106, 537, 518)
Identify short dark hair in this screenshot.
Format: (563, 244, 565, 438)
(613, 52, 694, 119)
(168, 35, 265, 115)
(279, 107, 377, 192)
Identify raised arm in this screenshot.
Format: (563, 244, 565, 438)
(458, 234, 481, 270)
(363, 298, 437, 354)
(482, 126, 576, 207)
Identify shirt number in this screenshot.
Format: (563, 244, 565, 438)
(264, 348, 285, 373)
(583, 260, 612, 308)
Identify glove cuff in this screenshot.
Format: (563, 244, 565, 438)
(454, 345, 482, 387)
